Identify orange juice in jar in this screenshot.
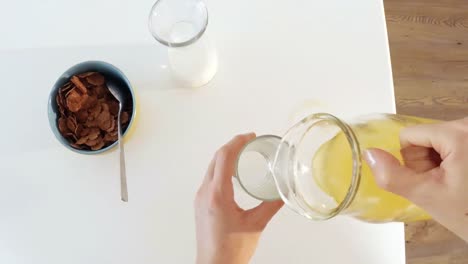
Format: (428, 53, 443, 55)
(312, 114, 435, 222)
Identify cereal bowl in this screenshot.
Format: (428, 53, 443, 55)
(48, 61, 136, 154)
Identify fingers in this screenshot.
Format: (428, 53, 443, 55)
(213, 133, 256, 188)
(364, 148, 437, 200)
(247, 200, 284, 227)
(203, 155, 217, 183)
(197, 133, 256, 207)
(400, 145, 442, 172)
(400, 123, 444, 151)
(197, 155, 216, 207)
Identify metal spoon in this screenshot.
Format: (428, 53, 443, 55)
(108, 81, 128, 202)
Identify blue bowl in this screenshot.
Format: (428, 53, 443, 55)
(48, 61, 136, 155)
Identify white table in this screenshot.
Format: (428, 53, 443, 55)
(0, 0, 404, 263)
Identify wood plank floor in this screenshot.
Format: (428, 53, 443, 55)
(384, 0, 468, 262)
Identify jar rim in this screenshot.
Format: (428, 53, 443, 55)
(286, 113, 362, 220)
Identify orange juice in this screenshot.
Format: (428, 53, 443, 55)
(312, 115, 434, 222)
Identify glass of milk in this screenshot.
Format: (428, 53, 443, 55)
(148, 0, 218, 88)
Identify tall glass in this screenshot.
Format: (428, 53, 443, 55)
(148, 0, 218, 88)
(236, 113, 437, 223)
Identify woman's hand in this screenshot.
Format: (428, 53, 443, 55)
(365, 118, 468, 242)
(194, 133, 283, 264)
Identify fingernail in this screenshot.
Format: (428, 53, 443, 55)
(244, 132, 256, 137)
(364, 149, 377, 167)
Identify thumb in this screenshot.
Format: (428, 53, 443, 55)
(363, 148, 431, 199)
(247, 200, 284, 227)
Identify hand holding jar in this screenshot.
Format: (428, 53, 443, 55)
(365, 117, 468, 242)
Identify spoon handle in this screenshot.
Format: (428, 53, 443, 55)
(118, 110, 128, 202)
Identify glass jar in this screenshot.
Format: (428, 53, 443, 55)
(236, 113, 437, 223)
(148, 0, 218, 88)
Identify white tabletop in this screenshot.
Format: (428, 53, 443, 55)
(0, 0, 404, 263)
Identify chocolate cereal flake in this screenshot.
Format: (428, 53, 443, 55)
(56, 72, 131, 151)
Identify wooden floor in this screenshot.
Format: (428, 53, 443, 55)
(384, 0, 468, 263)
